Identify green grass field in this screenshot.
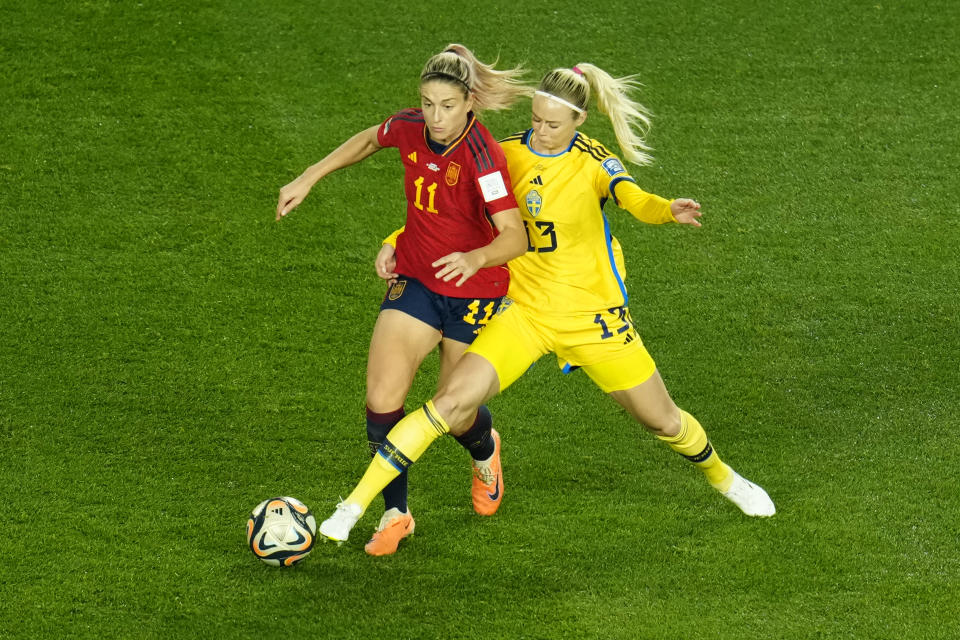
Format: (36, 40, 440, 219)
(2, 0, 958, 638)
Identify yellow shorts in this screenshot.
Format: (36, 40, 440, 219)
(466, 298, 657, 394)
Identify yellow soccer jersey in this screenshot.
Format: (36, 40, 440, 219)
(499, 130, 675, 315)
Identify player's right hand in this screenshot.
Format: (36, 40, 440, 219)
(276, 178, 312, 220)
(375, 244, 399, 286)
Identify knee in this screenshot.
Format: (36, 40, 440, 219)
(365, 379, 407, 414)
(432, 353, 497, 436)
(433, 391, 474, 437)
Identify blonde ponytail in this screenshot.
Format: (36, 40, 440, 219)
(420, 44, 531, 113)
(538, 64, 654, 165)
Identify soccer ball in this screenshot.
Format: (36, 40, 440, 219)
(247, 496, 317, 567)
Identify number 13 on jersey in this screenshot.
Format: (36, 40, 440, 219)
(524, 220, 557, 253)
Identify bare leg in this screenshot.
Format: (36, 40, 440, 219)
(432, 352, 501, 436)
(365, 310, 441, 412)
(607, 369, 681, 438)
(609, 370, 775, 517)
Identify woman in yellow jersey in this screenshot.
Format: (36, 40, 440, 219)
(320, 64, 775, 545)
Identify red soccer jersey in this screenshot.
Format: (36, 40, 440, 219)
(377, 109, 518, 298)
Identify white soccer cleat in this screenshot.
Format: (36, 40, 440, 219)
(318, 501, 364, 543)
(719, 471, 776, 517)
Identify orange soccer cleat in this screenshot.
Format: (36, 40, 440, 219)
(471, 429, 503, 516)
(364, 508, 415, 556)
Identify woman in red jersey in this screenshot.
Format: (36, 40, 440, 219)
(276, 45, 528, 556)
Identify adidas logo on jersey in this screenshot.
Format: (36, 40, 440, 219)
(623, 333, 635, 345)
(529, 175, 543, 185)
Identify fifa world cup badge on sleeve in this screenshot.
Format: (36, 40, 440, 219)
(478, 171, 508, 202)
(601, 157, 627, 177)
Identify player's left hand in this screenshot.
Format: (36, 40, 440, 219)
(432, 251, 482, 287)
(671, 198, 702, 227)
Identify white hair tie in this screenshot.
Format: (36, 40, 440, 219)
(535, 90, 585, 114)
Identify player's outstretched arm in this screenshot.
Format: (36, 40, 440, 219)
(432, 207, 527, 287)
(276, 125, 383, 220)
(670, 198, 702, 227)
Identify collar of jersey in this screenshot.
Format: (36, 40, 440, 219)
(522, 130, 580, 157)
(423, 112, 477, 157)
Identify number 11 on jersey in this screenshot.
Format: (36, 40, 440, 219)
(413, 176, 439, 214)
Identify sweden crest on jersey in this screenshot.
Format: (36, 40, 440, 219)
(525, 190, 542, 217)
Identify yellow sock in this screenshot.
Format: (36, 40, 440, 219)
(345, 401, 451, 510)
(658, 410, 734, 492)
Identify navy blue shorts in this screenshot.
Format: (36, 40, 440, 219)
(380, 275, 503, 344)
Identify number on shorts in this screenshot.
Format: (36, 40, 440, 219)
(464, 300, 496, 326)
(593, 306, 633, 340)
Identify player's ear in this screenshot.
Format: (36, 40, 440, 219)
(575, 111, 587, 127)
(465, 91, 477, 112)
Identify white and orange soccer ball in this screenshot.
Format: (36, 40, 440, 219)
(246, 496, 317, 567)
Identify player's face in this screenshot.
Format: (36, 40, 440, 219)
(530, 93, 587, 155)
(420, 80, 474, 146)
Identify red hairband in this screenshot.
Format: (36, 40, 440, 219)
(572, 66, 584, 76)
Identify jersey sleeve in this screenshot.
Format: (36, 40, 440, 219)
(613, 180, 675, 224)
(382, 226, 404, 247)
(475, 137, 519, 215)
(376, 109, 419, 148)
(595, 154, 675, 224)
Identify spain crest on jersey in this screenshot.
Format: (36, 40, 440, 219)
(525, 189, 542, 217)
(445, 162, 461, 186)
(388, 279, 406, 301)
